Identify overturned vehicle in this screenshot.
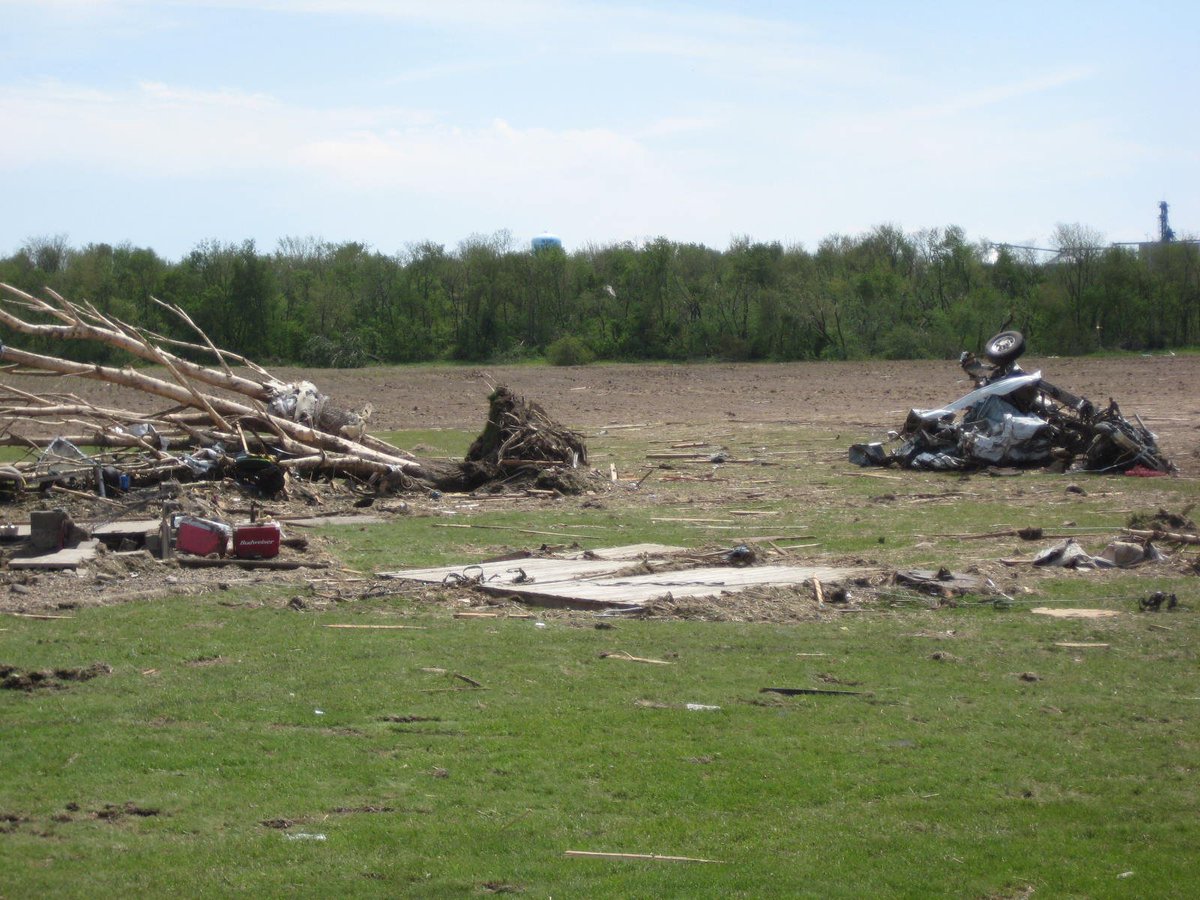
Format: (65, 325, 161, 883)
(850, 331, 1174, 474)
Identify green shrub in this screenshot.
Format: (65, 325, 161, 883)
(545, 335, 594, 366)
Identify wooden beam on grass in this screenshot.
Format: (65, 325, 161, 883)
(565, 850, 723, 864)
(599, 651, 672, 665)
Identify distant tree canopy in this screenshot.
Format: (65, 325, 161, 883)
(2, 226, 1197, 366)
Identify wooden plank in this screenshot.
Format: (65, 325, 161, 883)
(565, 850, 722, 864)
(1031, 608, 1121, 619)
(599, 651, 672, 665)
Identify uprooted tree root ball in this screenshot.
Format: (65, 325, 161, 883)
(453, 386, 595, 493)
(466, 386, 588, 468)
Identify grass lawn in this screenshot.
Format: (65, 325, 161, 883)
(2, 423, 1198, 897)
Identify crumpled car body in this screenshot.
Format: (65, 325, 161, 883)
(850, 336, 1174, 474)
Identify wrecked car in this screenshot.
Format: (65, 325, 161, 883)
(849, 331, 1174, 474)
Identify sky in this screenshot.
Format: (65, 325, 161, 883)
(1, 0, 1197, 260)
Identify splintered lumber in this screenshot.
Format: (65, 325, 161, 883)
(1122, 528, 1200, 545)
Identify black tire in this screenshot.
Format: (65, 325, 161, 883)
(983, 330, 1026, 365)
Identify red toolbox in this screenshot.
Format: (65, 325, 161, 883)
(233, 522, 281, 559)
(175, 516, 230, 557)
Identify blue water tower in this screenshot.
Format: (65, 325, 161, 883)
(531, 232, 563, 253)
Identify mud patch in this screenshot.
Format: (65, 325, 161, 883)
(1, 662, 112, 691)
(0, 813, 29, 833)
(93, 802, 161, 821)
(184, 655, 231, 667)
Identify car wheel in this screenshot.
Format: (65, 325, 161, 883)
(984, 330, 1026, 365)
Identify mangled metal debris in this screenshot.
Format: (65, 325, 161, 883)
(850, 330, 1174, 474)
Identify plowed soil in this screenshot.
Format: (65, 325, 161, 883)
(282, 355, 1200, 475)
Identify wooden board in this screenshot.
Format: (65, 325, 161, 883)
(1031, 608, 1121, 619)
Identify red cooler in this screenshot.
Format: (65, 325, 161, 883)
(233, 522, 281, 559)
(175, 516, 230, 557)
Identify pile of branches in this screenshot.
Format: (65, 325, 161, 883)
(0, 284, 587, 497)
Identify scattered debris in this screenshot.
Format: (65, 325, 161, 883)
(1030, 608, 1121, 619)
(849, 330, 1174, 474)
(1000, 536, 1166, 569)
(0, 284, 593, 500)
(759, 686, 862, 696)
(1139, 591, 1178, 612)
(893, 569, 987, 596)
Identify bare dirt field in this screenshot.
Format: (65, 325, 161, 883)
(9, 354, 1197, 466)
(271, 354, 1200, 475)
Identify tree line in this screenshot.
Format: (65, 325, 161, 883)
(2, 224, 1197, 367)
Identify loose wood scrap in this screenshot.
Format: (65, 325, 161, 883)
(432, 523, 591, 540)
(1122, 528, 1200, 546)
(565, 850, 723, 864)
(599, 651, 672, 665)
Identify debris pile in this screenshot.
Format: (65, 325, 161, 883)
(849, 330, 1173, 474)
(0, 284, 590, 499)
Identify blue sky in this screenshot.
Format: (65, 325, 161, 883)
(1, 0, 1196, 259)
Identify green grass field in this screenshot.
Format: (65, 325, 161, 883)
(1, 423, 1198, 897)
